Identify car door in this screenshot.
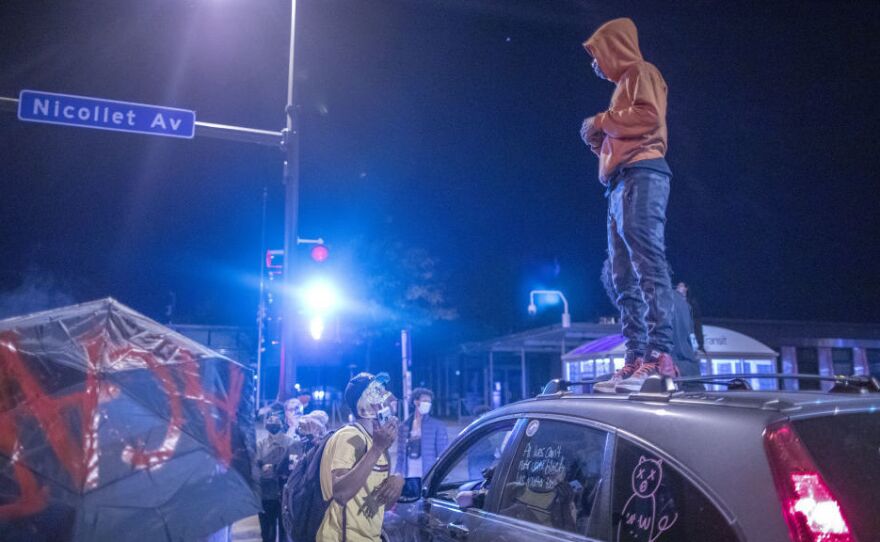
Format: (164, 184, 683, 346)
(388, 417, 521, 542)
(487, 417, 614, 542)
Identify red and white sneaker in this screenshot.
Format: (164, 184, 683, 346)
(594, 354, 644, 394)
(615, 351, 680, 393)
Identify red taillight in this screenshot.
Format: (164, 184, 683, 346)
(764, 424, 854, 542)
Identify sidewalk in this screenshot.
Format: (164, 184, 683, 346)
(231, 515, 261, 542)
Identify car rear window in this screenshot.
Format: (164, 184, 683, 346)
(792, 412, 880, 540)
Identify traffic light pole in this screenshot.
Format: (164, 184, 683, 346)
(278, 0, 300, 401)
(0, 0, 302, 404)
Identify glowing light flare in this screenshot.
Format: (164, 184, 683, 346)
(538, 292, 561, 306)
(302, 280, 339, 314)
(309, 316, 325, 341)
(310, 244, 329, 262)
(789, 473, 851, 538)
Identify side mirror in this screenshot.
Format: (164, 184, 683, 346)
(398, 477, 422, 503)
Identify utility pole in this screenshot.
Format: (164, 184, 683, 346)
(401, 329, 413, 420)
(256, 187, 269, 408)
(278, 0, 300, 400)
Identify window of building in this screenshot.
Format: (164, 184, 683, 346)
(796, 347, 820, 390)
(566, 361, 581, 381)
(612, 438, 738, 542)
(867, 349, 880, 379)
(566, 358, 625, 381)
(705, 359, 775, 390)
(831, 348, 854, 376)
(497, 419, 610, 537)
(743, 359, 778, 390)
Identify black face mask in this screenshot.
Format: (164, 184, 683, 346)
(266, 423, 282, 434)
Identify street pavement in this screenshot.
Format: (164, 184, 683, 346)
(231, 516, 261, 542)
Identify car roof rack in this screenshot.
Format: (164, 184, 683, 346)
(669, 373, 880, 394)
(539, 373, 880, 398)
(540, 377, 609, 396)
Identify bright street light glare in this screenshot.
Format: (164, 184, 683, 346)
(302, 280, 338, 314)
(309, 316, 325, 341)
(538, 292, 561, 305)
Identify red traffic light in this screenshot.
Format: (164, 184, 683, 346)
(310, 244, 329, 263)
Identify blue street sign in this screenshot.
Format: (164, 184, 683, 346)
(17, 90, 196, 139)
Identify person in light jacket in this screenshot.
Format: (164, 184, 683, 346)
(395, 388, 448, 478)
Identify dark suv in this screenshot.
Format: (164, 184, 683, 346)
(384, 375, 880, 542)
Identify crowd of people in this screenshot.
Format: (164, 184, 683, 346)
(254, 378, 449, 542)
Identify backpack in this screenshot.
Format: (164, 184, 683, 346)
(282, 423, 390, 542)
(281, 426, 345, 542)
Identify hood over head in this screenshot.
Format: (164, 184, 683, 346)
(584, 18, 643, 82)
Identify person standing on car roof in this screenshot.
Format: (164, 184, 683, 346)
(597, 260, 701, 392)
(581, 17, 680, 391)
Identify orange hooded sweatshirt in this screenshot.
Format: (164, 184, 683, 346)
(584, 18, 668, 185)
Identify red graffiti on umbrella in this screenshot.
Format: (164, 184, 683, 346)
(0, 331, 244, 520)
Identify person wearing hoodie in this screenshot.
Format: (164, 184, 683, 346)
(581, 17, 680, 391)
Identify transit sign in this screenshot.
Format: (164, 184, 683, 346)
(17, 89, 196, 139)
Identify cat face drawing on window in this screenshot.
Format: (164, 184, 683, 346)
(632, 456, 663, 497)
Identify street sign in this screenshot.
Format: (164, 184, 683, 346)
(17, 90, 196, 139)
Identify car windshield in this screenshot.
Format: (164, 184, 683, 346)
(792, 412, 880, 540)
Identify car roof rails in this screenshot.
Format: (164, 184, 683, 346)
(669, 373, 880, 394)
(540, 377, 606, 396)
(540, 373, 880, 400)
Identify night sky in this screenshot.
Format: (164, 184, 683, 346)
(1, 0, 879, 344)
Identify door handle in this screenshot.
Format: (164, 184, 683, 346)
(446, 522, 469, 539)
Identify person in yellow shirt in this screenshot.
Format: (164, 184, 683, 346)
(317, 373, 405, 542)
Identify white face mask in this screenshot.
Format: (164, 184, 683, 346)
(357, 381, 392, 419)
(418, 401, 432, 415)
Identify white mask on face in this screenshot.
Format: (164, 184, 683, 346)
(357, 381, 391, 419)
(418, 401, 432, 415)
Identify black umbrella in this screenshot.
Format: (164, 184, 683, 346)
(0, 298, 259, 541)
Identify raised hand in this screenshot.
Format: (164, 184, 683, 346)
(372, 417, 399, 452)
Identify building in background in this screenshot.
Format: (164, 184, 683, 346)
(445, 318, 880, 414)
(704, 318, 880, 391)
(562, 326, 778, 391)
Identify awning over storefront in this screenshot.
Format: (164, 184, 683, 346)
(562, 325, 778, 362)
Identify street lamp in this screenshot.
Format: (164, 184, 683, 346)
(528, 290, 571, 328)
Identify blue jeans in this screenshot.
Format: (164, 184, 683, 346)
(607, 168, 674, 355)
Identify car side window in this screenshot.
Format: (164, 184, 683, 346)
(430, 420, 515, 507)
(497, 419, 609, 536)
(612, 438, 738, 542)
